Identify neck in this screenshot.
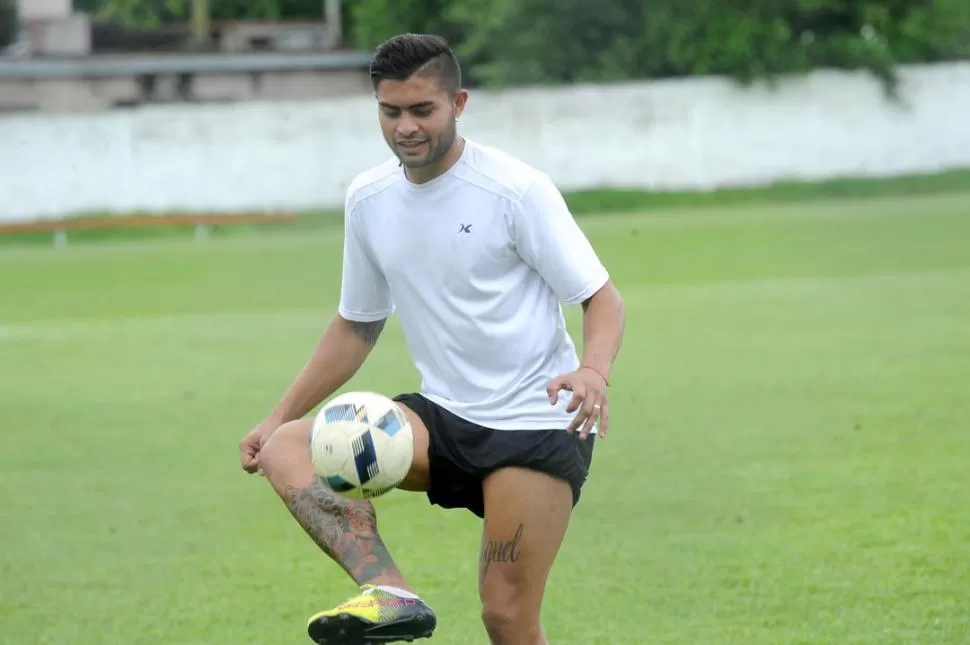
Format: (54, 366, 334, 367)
(406, 137, 465, 184)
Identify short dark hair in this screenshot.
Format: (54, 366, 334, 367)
(369, 33, 462, 96)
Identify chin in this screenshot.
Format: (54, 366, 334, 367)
(401, 156, 432, 169)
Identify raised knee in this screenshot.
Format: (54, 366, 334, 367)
(259, 418, 312, 488)
(481, 599, 540, 645)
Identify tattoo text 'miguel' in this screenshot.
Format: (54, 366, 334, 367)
(480, 522, 524, 584)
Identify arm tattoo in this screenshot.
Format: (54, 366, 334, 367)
(284, 476, 402, 586)
(351, 319, 386, 347)
(479, 522, 524, 585)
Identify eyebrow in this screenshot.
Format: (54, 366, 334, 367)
(378, 101, 435, 110)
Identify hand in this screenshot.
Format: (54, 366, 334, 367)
(546, 366, 609, 439)
(239, 417, 283, 475)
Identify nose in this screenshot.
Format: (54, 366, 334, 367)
(395, 114, 420, 138)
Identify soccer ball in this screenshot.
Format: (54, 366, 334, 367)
(309, 391, 414, 500)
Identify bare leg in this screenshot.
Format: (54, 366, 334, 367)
(259, 412, 430, 591)
(479, 467, 574, 645)
(284, 474, 407, 588)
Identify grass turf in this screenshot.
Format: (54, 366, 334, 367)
(3, 167, 970, 249)
(1, 190, 969, 644)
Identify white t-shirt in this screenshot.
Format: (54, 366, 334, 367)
(338, 139, 609, 431)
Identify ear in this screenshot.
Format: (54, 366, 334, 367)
(454, 89, 469, 118)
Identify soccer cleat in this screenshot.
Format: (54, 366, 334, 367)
(306, 584, 437, 644)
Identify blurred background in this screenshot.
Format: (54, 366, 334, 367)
(2, 3, 970, 645)
(1, 0, 970, 224)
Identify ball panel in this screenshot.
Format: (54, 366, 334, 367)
(374, 409, 404, 436)
(309, 391, 413, 500)
(323, 403, 362, 423)
(326, 474, 357, 493)
(351, 429, 380, 485)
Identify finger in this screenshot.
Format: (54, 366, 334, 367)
(547, 377, 574, 406)
(240, 445, 259, 473)
(566, 408, 587, 434)
(547, 375, 572, 402)
(579, 405, 597, 440)
(546, 379, 562, 405)
(579, 396, 600, 440)
(565, 387, 585, 414)
(566, 393, 589, 433)
(599, 400, 609, 438)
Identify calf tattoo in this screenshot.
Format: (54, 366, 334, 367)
(480, 522, 525, 584)
(284, 476, 401, 585)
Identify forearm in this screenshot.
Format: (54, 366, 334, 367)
(580, 281, 625, 381)
(267, 314, 385, 424)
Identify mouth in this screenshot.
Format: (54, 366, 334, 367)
(397, 141, 428, 153)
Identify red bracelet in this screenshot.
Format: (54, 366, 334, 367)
(581, 364, 610, 386)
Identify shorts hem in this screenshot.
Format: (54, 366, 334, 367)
(394, 392, 594, 519)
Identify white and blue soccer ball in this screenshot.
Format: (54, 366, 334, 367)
(309, 391, 414, 500)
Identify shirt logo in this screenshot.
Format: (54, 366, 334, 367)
(458, 223, 472, 234)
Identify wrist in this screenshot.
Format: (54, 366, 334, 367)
(266, 406, 295, 427)
(580, 364, 610, 386)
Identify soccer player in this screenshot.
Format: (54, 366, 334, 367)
(239, 33, 626, 645)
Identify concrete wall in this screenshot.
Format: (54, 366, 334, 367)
(0, 67, 372, 113)
(18, 0, 72, 20)
(2, 62, 969, 223)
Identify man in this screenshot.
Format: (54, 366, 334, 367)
(239, 33, 626, 645)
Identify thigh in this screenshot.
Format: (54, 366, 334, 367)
(393, 400, 431, 492)
(478, 466, 575, 615)
(393, 392, 488, 513)
(260, 401, 431, 494)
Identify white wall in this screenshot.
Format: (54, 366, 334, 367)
(2, 62, 969, 223)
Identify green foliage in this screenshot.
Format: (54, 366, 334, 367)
(348, 0, 464, 55)
(83, 0, 324, 29)
(86, 0, 969, 91)
(350, 0, 970, 92)
(0, 0, 16, 47)
(84, 0, 282, 28)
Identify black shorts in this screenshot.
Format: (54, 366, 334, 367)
(393, 392, 595, 519)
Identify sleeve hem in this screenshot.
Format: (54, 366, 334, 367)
(338, 306, 393, 323)
(560, 270, 610, 306)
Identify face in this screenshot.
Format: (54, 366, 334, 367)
(376, 74, 468, 181)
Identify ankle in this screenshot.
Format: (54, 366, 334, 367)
(371, 584, 420, 599)
(367, 577, 416, 594)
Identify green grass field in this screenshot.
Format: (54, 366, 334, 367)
(2, 190, 969, 645)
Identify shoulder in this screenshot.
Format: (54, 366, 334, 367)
(454, 139, 554, 205)
(345, 157, 402, 215)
